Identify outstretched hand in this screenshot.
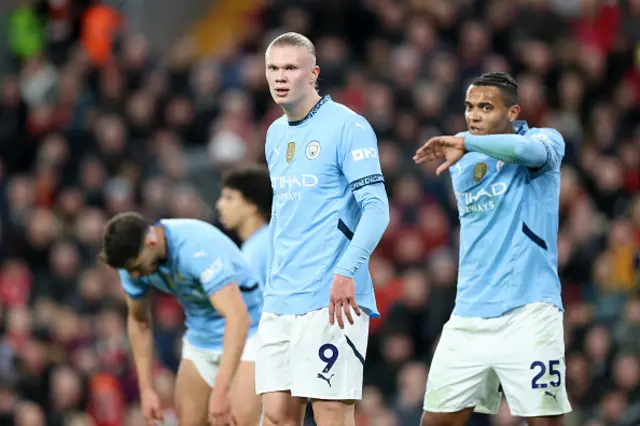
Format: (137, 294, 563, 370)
(413, 136, 466, 175)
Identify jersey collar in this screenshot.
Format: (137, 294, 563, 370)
(514, 120, 529, 135)
(154, 220, 172, 267)
(288, 95, 331, 126)
(245, 224, 268, 247)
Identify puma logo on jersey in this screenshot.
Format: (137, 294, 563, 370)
(317, 373, 334, 387)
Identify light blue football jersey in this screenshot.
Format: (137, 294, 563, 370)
(264, 95, 386, 317)
(119, 218, 263, 350)
(451, 121, 565, 317)
(241, 224, 269, 289)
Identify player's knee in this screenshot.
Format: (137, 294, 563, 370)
(261, 410, 298, 426)
(312, 400, 355, 426)
(261, 402, 301, 426)
(261, 391, 305, 426)
(233, 400, 263, 426)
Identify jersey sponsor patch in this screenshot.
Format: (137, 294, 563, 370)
(199, 258, 224, 284)
(351, 147, 378, 162)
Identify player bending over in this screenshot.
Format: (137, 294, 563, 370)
(414, 72, 571, 426)
(257, 32, 390, 426)
(100, 213, 263, 426)
(217, 164, 273, 289)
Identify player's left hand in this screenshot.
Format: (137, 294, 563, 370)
(414, 136, 466, 175)
(209, 387, 236, 426)
(329, 274, 361, 328)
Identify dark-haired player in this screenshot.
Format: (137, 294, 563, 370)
(414, 72, 571, 426)
(216, 165, 273, 289)
(100, 213, 263, 426)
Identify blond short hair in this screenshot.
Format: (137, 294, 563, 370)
(267, 32, 316, 57)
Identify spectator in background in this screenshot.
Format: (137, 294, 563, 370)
(7, 2, 44, 63)
(80, 1, 122, 67)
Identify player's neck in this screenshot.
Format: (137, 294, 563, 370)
(503, 122, 516, 134)
(284, 92, 322, 122)
(489, 125, 516, 135)
(238, 216, 266, 242)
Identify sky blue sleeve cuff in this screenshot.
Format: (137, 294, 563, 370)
(335, 246, 370, 278)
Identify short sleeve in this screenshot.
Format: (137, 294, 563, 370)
(119, 270, 149, 299)
(182, 246, 236, 296)
(337, 117, 384, 192)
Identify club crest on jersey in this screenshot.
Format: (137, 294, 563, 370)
(473, 162, 488, 182)
(306, 141, 321, 160)
(286, 141, 296, 163)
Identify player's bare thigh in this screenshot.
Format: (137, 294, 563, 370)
(311, 399, 357, 426)
(175, 359, 210, 426)
(421, 409, 563, 426)
(261, 391, 307, 426)
(230, 361, 262, 426)
(421, 408, 474, 426)
(177, 358, 263, 426)
(526, 415, 565, 426)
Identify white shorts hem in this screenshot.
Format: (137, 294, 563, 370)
(256, 386, 291, 396)
(422, 405, 485, 414)
(291, 391, 361, 401)
(510, 409, 572, 417)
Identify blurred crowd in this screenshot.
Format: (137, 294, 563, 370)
(0, 0, 639, 425)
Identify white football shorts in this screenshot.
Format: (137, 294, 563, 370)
(181, 331, 260, 388)
(423, 302, 572, 417)
(255, 307, 369, 400)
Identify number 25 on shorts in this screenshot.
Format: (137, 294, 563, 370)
(530, 360, 562, 389)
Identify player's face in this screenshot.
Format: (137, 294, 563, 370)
(464, 85, 519, 135)
(124, 245, 160, 279)
(265, 45, 319, 107)
(216, 188, 254, 231)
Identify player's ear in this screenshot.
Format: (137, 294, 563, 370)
(145, 228, 157, 246)
(311, 65, 320, 86)
(507, 104, 520, 122)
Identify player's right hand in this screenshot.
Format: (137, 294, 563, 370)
(140, 388, 164, 426)
(209, 387, 237, 426)
(414, 136, 466, 175)
(329, 274, 361, 328)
